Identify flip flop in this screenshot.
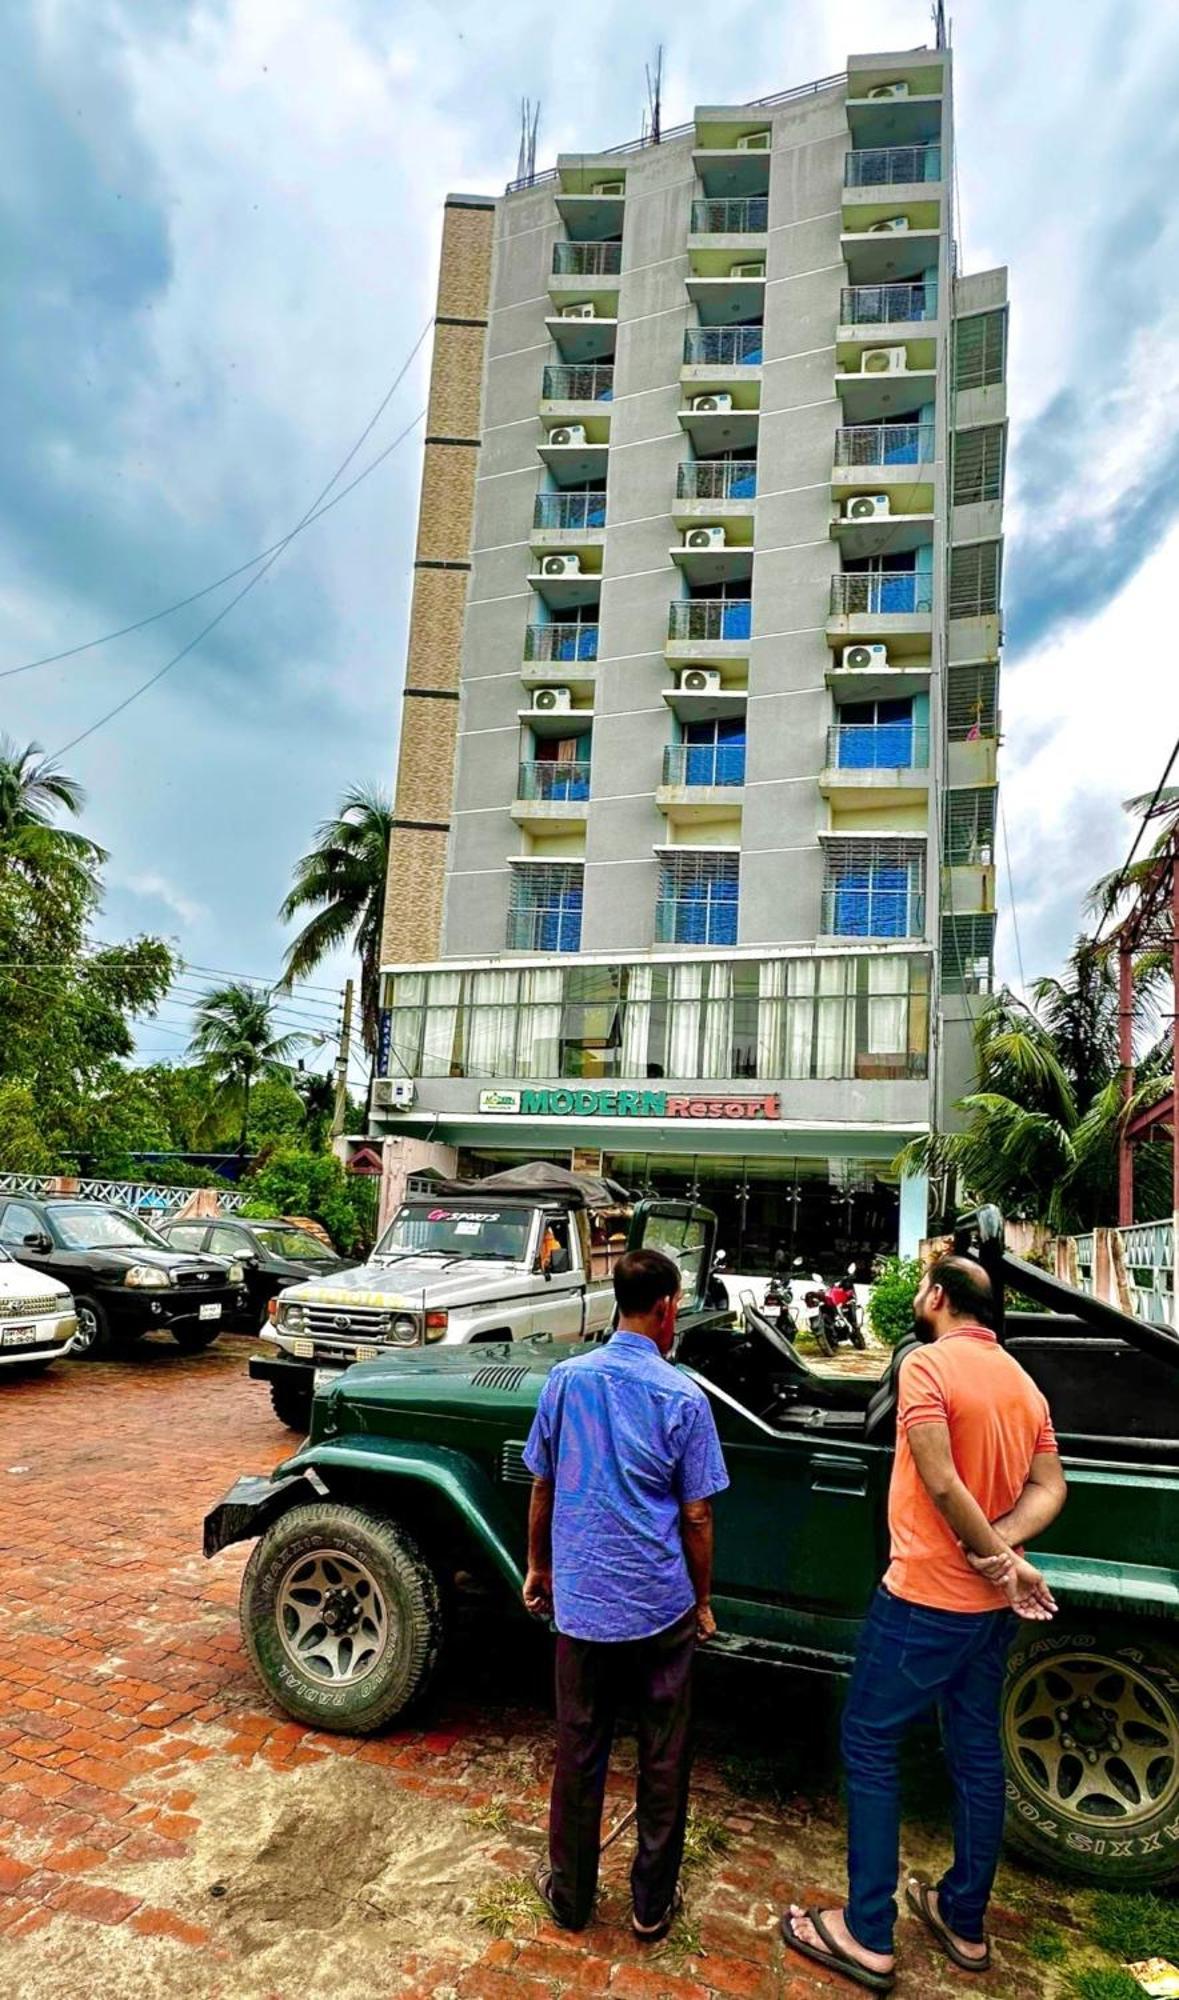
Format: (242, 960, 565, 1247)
(905, 1877, 990, 1973)
(780, 1908, 897, 1993)
(533, 1866, 583, 1934)
(633, 1883, 683, 1943)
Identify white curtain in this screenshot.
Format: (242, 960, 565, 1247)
(620, 963, 653, 1073)
(666, 963, 703, 1077)
(386, 973, 425, 1079)
(815, 958, 856, 1077)
(466, 969, 519, 1078)
(757, 960, 785, 1078)
(701, 961, 732, 1078)
(867, 956, 908, 1054)
(783, 959, 816, 1078)
(419, 973, 462, 1077)
(518, 966, 563, 1077)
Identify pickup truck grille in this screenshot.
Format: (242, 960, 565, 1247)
(3, 1295, 65, 1318)
(301, 1304, 405, 1340)
(498, 1441, 533, 1487)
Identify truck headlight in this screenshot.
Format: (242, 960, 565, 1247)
(278, 1302, 306, 1332)
(124, 1265, 175, 1289)
(391, 1315, 418, 1345)
(226, 1262, 245, 1285)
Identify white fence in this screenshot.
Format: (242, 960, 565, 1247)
(1070, 1218, 1175, 1328)
(0, 1172, 246, 1216)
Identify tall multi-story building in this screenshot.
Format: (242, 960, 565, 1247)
(372, 43, 1007, 1268)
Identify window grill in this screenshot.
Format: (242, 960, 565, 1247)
(844, 143, 942, 187)
(948, 540, 1002, 618)
(952, 424, 1005, 506)
(655, 853, 740, 946)
(507, 864, 584, 952)
(821, 839, 926, 939)
(954, 309, 1006, 391)
(834, 423, 935, 466)
(542, 363, 614, 402)
(946, 664, 998, 741)
(524, 622, 599, 662)
(690, 197, 768, 235)
(676, 459, 757, 501)
(683, 325, 763, 366)
(943, 788, 997, 865)
(941, 914, 995, 994)
(533, 492, 607, 531)
(552, 241, 622, 276)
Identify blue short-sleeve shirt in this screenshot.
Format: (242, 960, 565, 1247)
(523, 1330, 729, 1642)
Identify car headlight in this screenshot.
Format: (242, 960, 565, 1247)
(390, 1314, 419, 1345)
(278, 1302, 306, 1332)
(226, 1262, 244, 1285)
(124, 1265, 175, 1289)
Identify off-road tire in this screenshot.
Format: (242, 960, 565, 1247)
(241, 1503, 445, 1732)
(171, 1326, 221, 1354)
(1002, 1616, 1179, 1888)
(72, 1296, 112, 1360)
(270, 1378, 312, 1432)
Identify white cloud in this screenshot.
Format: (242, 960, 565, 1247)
(118, 870, 209, 928)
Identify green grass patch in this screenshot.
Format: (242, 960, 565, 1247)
(654, 1913, 704, 1967)
(1065, 1971, 1154, 2000)
(682, 1807, 732, 1871)
(466, 1800, 512, 1836)
(1088, 1889, 1179, 1963)
(472, 1872, 542, 1939)
(1025, 1922, 1068, 1964)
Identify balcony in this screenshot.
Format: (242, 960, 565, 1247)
(528, 554, 601, 611)
(511, 760, 591, 833)
(820, 724, 930, 807)
(519, 699, 594, 743)
(684, 325, 763, 368)
(547, 239, 622, 318)
(667, 599, 752, 654)
(839, 281, 937, 326)
(690, 197, 768, 239)
(545, 307, 618, 365)
(663, 741, 745, 787)
(692, 132, 771, 201)
(832, 423, 936, 514)
(845, 69, 944, 147)
(523, 623, 599, 694)
(827, 570, 933, 660)
(835, 350, 937, 423)
(819, 834, 926, 938)
(541, 363, 614, 405)
(552, 241, 622, 277)
(844, 144, 942, 189)
(826, 652, 930, 703)
(554, 189, 625, 241)
(661, 676, 747, 725)
(673, 459, 757, 539)
(538, 421, 610, 486)
(671, 530, 753, 585)
(506, 893, 583, 953)
(678, 383, 760, 455)
(685, 259, 766, 323)
(830, 497, 933, 560)
(841, 222, 941, 284)
(533, 492, 607, 533)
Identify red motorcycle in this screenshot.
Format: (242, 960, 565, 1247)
(802, 1268, 867, 1357)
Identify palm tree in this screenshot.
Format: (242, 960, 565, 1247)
(278, 785, 393, 1059)
(0, 735, 106, 897)
(188, 983, 306, 1154)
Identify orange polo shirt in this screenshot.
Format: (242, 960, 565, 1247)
(884, 1325, 1057, 1614)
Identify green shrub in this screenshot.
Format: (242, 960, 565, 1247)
(868, 1256, 922, 1347)
(239, 1144, 377, 1254)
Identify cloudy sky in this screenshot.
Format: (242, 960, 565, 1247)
(5, 0, 1179, 1068)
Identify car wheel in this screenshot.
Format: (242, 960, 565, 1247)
(270, 1379, 313, 1432)
(1002, 1617, 1179, 1887)
(240, 1503, 445, 1732)
(72, 1297, 112, 1360)
(171, 1326, 221, 1353)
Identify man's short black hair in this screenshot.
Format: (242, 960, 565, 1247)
(926, 1254, 995, 1327)
(614, 1247, 682, 1317)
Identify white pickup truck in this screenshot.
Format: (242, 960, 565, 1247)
(0, 1244, 77, 1372)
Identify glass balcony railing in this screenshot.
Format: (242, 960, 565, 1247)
(834, 422, 936, 467)
(524, 622, 599, 663)
(677, 459, 757, 501)
(690, 197, 768, 235)
(667, 599, 752, 642)
(533, 491, 607, 531)
(839, 282, 937, 325)
(542, 363, 614, 402)
(655, 896, 739, 947)
(820, 886, 924, 938)
(662, 742, 746, 788)
(683, 325, 763, 366)
(506, 906, 583, 952)
(517, 760, 591, 803)
(552, 241, 622, 276)
(826, 723, 930, 770)
(844, 144, 942, 187)
(830, 572, 934, 616)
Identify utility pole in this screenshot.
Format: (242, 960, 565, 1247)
(332, 979, 354, 1142)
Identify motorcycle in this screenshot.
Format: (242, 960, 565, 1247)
(761, 1269, 799, 1344)
(803, 1265, 868, 1357)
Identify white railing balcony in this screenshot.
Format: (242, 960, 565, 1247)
(662, 742, 746, 788)
(524, 622, 599, 662)
(690, 197, 768, 235)
(844, 143, 942, 186)
(830, 572, 933, 616)
(516, 760, 591, 803)
(683, 325, 764, 366)
(542, 363, 614, 402)
(834, 422, 936, 467)
(533, 492, 607, 531)
(826, 722, 930, 769)
(668, 599, 752, 642)
(552, 241, 622, 276)
(839, 282, 937, 325)
(677, 460, 757, 501)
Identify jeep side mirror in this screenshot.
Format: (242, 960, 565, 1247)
(23, 1232, 52, 1254)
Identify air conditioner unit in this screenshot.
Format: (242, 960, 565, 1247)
(730, 260, 766, 279)
(533, 686, 573, 713)
(736, 130, 771, 151)
(685, 526, 727, 552)
(863, 346, 908, 375)
(548, 423, 588, 447)
(372, 1078, 417, 1111)
(844, 494, 890, 521)
(541, 552, 582, 577)
(841, 643, 889, 672)
(690, 393, 733, 413)
(561, 302, 596, 320)
(867, 81, 910, 100)
(678, 668, 723, 693)
(591, 180, 625, 196)
(868, 216, 911, 234)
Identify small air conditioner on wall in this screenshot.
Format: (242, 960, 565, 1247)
(548, 424, 588, 447)
(591, 180, 625, 196)
(869, 216, 911, 234)
(533, 686, 574, 713)
(842, 643, 889, 671)
(730, 260, 766, 279)
(736, 130, 771, 151)
(691, 393, 733, 413)
(541, 553, 582, 577)
(844, 494, 890, 521)
(867, 81, 910, 100)
(679, 668, 723, 693)
(685, 526, 727, 551)
(372, 1079, 417, 1111)
(561, 302, 597, 320)
(863, 346, 908, 375)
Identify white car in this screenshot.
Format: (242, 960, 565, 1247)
(0, 1244, 77, 1371)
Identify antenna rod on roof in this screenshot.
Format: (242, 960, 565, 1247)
(645, 43, 664, 146)
(934, 0, 947, 47)
(516, 97, 540, 185)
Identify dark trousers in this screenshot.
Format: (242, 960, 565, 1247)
(548, 1608, 696, 1930)
(841, 1587, 1016, 1955)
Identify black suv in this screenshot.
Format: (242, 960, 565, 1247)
(0, 1196, 248, 1358)
(158, 1216, 355, 1329)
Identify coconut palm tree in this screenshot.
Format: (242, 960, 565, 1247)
(278, 784, 393, 1058)
(188, 983, 306, 1154)
(0, 735, 106, 897)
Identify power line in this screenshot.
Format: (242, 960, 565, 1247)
(2, 318, 433, 687)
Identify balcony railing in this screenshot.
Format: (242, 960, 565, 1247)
(516, 760, 591, 803)
(826, 723, 930, 770)
(668, 599, 752, 642)
(690, 197, 768, 235)
(655, 896, 739, 947)
(533, 491, 607, 531)
(683, 325, 764, 367)
(834, 422, 936, 467)
(662, 742, 746, 788)
(839, 282, 937, 325)
(844, 143, 942, 187)
(524, 622, 599, 662)
(542, 363, 614, 402)
(552, 241, 622, 276)
(820, 886, 925, 938)
(830, 572, 934, 616)
(507, 907, 583, 952)
(677, 459, 757, 501)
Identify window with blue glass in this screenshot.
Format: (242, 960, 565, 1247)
(835, 697, 915, 769)
(508, 864, 584, 952)
(657, 853, 740, 946)
(822, 840, 924, 939)
(687, 578, 752, 640)
(843, 551, 918, 613)
(682, 715, 746, 786)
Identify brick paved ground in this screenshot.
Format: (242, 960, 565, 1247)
(0, 1337, 1081, 1998)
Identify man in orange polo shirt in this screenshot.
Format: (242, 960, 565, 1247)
(783, 1255, 1066, 1994)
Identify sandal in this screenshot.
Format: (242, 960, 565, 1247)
(633, 1883, 683, 1943)
(780, 1908, 897, 1993)
(905, 1877, 990, 1973)
(533, 1866, 583, 1934)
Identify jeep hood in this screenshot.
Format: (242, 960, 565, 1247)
(308, 1332, 585, 1436)
(279, 1255, 527, 1311)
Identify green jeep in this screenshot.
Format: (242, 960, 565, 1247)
(205, 1203, 1179, 1891)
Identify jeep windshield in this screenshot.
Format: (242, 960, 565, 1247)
(376, 1204, 533, 1263)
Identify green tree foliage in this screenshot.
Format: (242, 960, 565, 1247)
(279, 784, 393, 1058)
(0, 734, 106, 902)
(188, 983, 305, 1152)
(239, 1143, 377, 1253)
(867, 1256, 923, 1347)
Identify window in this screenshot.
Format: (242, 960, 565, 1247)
(209, 1226, 249, 1258)
(821, 840, 925, 938)
(944, 788, 996, 865)
(946, 664, 998, 741)
(680, 715, 746, 786)
(952, 424, 1005, 505)
(833, 697, 916, 769)
(0, 1202, 41, 1248)
(954, 308, 1006, 391)
(507, 864, 583, 953)
(166, 1224, 208, 1251)
(949, 540, 1002, 619)
(941, 914, 995, 994)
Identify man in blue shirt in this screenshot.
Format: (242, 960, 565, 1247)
(522, 1246, 729, 1940)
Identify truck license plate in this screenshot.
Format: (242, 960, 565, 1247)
(198, 1303, 222, 1322)
(2, 1325, 38, 1347)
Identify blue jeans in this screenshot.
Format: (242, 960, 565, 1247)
(841, 1587, 1015, 1955)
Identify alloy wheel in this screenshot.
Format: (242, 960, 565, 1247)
(1005, 1647, 1179, 1833)
(275, 1548, 389, 1687)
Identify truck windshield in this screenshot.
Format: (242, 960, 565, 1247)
(378, 1204, 533, 1262)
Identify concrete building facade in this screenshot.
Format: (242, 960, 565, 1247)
(373, 45, 1007, 1270)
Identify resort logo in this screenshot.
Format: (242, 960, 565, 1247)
(478, 1089, 522, 1114)
(477, 1087, 781, 1122)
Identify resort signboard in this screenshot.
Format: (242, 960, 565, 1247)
(477, 1087, 781, 1121)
